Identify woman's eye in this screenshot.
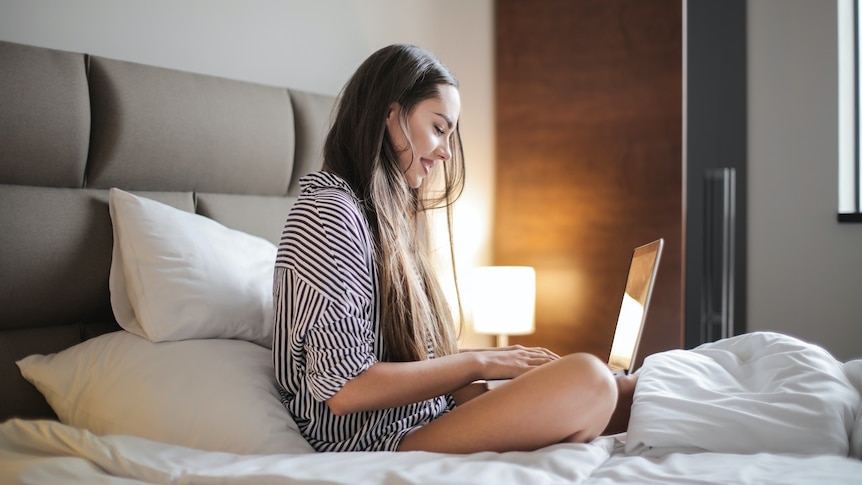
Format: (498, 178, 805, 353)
(434, 125, 445, 135)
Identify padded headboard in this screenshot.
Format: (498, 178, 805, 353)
(0, 40, 335, 420)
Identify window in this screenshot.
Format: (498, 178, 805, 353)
(839, 0, 862, 221)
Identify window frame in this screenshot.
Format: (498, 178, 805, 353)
(839, 0, 862, 222)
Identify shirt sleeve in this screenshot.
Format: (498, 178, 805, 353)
(282, 188, 379, 403)
(304, 293, 378, 402)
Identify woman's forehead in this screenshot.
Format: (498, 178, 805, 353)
(416, 85, 461, 121)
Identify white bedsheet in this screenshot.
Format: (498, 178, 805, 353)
(2, 332, 861, 484)
(2, 419, 861, 485)
(0, 419, 613, 485)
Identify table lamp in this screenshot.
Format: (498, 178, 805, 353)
(471, 266, 536, 347)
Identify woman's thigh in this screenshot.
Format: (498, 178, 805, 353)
(397, 352, 618, 453)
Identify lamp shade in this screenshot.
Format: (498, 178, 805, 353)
(471, 266, 536, 337)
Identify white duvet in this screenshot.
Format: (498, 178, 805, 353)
(2, 332, 861, 485)
(627, 331, 862, 458)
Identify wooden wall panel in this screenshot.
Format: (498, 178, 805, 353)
(494, 0, 683, 365)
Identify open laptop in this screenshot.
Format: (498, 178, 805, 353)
(485, 238, 664, 389)
(606, 238, 663, 376)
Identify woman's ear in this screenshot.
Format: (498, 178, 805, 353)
(387, 102, 401, 122)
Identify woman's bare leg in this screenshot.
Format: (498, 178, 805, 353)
(397, 352, 618, 453)
(602, 374, 638, 435)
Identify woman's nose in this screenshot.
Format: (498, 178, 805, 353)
(437, 140, 452, 161)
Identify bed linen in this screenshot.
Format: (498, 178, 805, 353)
(627, 331, 862, 457)
(2, 418, 862, 484)
(2, 332, 861, 484)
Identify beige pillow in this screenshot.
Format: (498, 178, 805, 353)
(17, 331, 313, 455)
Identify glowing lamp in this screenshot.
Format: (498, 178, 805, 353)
(471, 266, 536, 347)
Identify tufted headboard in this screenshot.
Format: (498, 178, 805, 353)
(0, 40, 335, 421)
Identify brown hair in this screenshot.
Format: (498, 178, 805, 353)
(322, 44, 465, 362)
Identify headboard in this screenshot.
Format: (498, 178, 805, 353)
(0, 40, 335, 421)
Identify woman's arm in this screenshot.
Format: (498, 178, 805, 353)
(446, 345, 562, 406)
(450, 382, 488, 406)
(326, 345, 558, 416)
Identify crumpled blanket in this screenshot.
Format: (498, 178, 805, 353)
(626, 332, 862, 458)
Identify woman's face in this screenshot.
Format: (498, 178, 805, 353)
(386, 84, 461, 189)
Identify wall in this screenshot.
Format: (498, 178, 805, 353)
(748, 0, 862, 361)
(0, 0, 495, 347)
(493, 0, 684, 362)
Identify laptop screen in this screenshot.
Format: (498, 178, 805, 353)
(607, 239, 664, 373)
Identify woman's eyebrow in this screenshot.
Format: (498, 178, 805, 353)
(435, 112, 454, 129)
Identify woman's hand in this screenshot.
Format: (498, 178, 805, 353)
(463, 345, 560, 380)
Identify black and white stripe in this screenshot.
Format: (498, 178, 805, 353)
(273, 171, 453, 452)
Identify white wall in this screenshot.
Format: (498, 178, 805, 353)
(0, 0, 496, 346)
(748, 0, 862, 361)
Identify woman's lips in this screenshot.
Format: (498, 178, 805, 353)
(421, 158, 434, 174)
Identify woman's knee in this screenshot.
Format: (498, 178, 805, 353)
(556, 353, 618, 406)
(538, 353, 617, 443)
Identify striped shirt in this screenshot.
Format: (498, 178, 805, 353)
(273, 171, 453, 452)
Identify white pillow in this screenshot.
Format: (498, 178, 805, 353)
(109, 188, 276, 346)
(16, 331, 314, 455)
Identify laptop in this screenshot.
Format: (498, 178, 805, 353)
(485, 238, 664, 389)
(606, 238, 663, 376)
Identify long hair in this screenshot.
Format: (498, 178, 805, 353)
(322, 44, 465, 362)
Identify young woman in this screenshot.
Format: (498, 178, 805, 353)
(273, 44, 637, 454)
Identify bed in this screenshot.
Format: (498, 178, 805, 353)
(1, 39, 861, 484)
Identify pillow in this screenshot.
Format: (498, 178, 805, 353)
(16, 331, 314, 455)
(109, 188, 276, 346)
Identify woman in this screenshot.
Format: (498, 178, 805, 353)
(273, 44, 636, 454)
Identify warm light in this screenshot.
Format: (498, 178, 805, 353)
(471, 266, 536, 347)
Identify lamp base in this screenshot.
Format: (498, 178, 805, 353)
(496, 334, 509, 348)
